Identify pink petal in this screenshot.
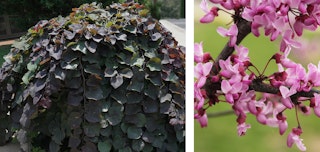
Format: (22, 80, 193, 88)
(293, 20, 304, 36)
(237, 123, 251, 136)
(217, 27, 228, 36)
(194, 42, 203, 63)
(279, 120, 288, 135)
(196, 113, 208, 128)
(200, 13, 215, 23)
(314, 106, 320, 117)
(197, 76, 207, 88)
(281, 98, 294, 109)
(287, 132, 295, 148)
(200, 0, 209, 13)
(225, 94, 234, 104)
(202, 62, 213, 76)
(256, 114, 267, 124)
(221, 80, 232, 93)
(280, 86, 296, 99)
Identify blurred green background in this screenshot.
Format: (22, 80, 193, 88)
(194, 0, 320, 152)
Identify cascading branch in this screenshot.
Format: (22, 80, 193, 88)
(195, 0, 320, 151)
(0, 2, 185, 152)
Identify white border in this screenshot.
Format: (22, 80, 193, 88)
(185, 0, 194, 152)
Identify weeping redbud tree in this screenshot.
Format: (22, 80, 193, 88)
(194, 0, 320, 151)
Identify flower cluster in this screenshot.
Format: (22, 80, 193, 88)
(195, 0, 320, 151)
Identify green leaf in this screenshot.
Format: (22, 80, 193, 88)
(67, 112, 82, 129)
(127, 79, 144, 92)
(130, 53, 144, 67)
(127, 126, 142, 139)
(71, 41, 87, 54)
(88, 13, 99, 21)
(142, 98, 158, 113)
(84, 64, 101, 75)
(83, 123, 100, 137)
(124, 25, 137, 34)
(49, 141, 60, 152)
(105, 102, 124, 125)
(119, 68, 133, 78)
(144, 83, 159, 100)
(111, 85, 128, 104)
(85, 86, 105, 100)
(98, 141, 112, 152)
(126, 92, 143, 104)
(27, 62, 37, 71)
(110, 74, 123, 89)
(85, 101, 102, 123)
(125, 113, 146, 127)
(12, 39, 31, 51)
(146, 72, 162, 86)
(112, 134, 126, 150)
(61, 60, 79, 70)
(85, 41, 98, 53)
(147, 57, 161, 71)
(151, 33, 161, 41)
(68, 136, 81, 148)
(119, 147, 132, 152)
(124, 104, 141, 115)
(132, 139, 145, 151)
(22, 71, 34, 85)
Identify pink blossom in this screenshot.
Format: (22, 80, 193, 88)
(194, 83, 205, 110)
(311, 93, 320, 117)
(194, 42, 204, 63)
(307, 62, 320, 87)
(280, 30, 301, 52)
(200, 0, 219, 23)
(234, 45, 250, 64)
(217, 24, 238, 47)
(279, 85, 298, 109)
(221, 80, 247, 103)
(237, 123, 251, 136)
(195, 109, 208, 128)
(287, 127, 306, 151)
(194, 42, 212, 63)
(219, 58, 240, 79)
(195, 62, 213, 88)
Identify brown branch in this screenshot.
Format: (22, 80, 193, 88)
(204, 19, 251, 99)
(203, 18, 320, 104)
(250, 79, 320, 98)
(207, 110, 234, 118)
(212, 19, 252, 74)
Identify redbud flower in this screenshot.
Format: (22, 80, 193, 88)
(195, 62, 213, 88)
(195, 109, 208, 128)
(311, 93, 320, 117)
(237, 123, 251, 136)
(200, 0, 219, 23)
(217, 24, 238, 47)
(287, 127, 306, 151)
(194, 42, 204, 63)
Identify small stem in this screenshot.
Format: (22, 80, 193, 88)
(250, 65, 261, 76)
(295, 105, 301, 128)
(247, 68, 258, 77)
(260, 57, 273, 76)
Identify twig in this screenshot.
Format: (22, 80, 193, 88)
(207, 110, 234, 118)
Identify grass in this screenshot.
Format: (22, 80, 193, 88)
(194, 20, 320, 152)
(0, 45, 11, 65)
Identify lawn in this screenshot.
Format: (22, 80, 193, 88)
(194, 15, 320, 152)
